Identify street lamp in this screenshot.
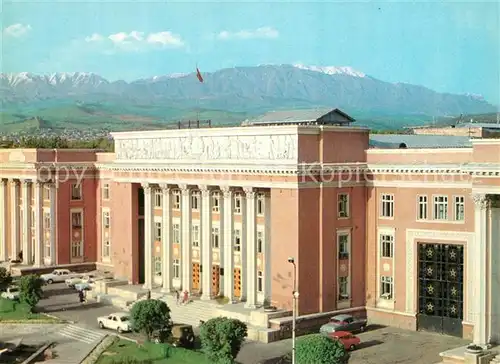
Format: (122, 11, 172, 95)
(288, 257, 298, 364)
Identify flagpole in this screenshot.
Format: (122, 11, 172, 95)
(196, 61, 200, 122)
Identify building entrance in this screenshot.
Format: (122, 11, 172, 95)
(212, 265, 220, 296)
(192, 263, 200, 291)
(234, 268, 242, 298)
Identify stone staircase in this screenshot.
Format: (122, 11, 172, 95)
(491, 354, 500, 364)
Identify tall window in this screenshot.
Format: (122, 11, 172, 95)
(154, 190, 162, 208)
(417, 195, 428, 220)
(338, 194, 349, 218)
(71, 212, 82, 228)
(257, 271, 264, 292)
(154, 256, 162, 276)
(71, 183, 82, 200)
(102, 240, 111, 258)
(338, 233, 349, 259)
(154, 222, 162, 241)
(43, 186, 50, 201)
(71, 241, 83, 258)
(380, 194, 394, 218)
(102, 183, 110, 200)
(172, 191, 181, 210)
(338, 276, 349, 300)
(192, 225, 200, 247)
(433, 196, 448, 220)
(257, 193, 265, 216)
(454, 196, 465, 221)
(234, 193, 242, 214)
(212, 227, 220, 248)
(172, 224, 180, 244)
(380, 276, 393, 299)
(191, 192, 200, 211)
(233, 229, 241, 252)
(212, 192, 220, 213)
(257, 231, 264, 254)
(43, 213, 50, 229)
(173, 259, 180, 279)
(102, 211, 110, 228)
(380, 234, 394, 258)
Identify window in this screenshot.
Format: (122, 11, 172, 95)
(43, 213, 50, 229)
(234, 194, 242, 214)
(71, 183, 82, 200)
(102, 211, 110, 228)
(211, 227, 220, 248)
(173, 259, 180, 279)
(102, 183, 110, 200)
(338, 277, 349, 300)
(102, 240, 110, 258)
(72, 212, 82, 228)
(234, 229, 241, 252)
(433, 196, 448, 220)
(454, 196, 465, 221)
(172, 224, 180, 244)
(154, 222, 162, 241)
(192, 225, 200, 247)
(380, 276, 393, 299)
(380, 234, 394, 258)
(338, 194, 349, 218)
(338, 233, 349, 259)
(380, 194, 394, 218)
(172, 191, 181, 210)
(191, 192, 200, 211)
(257, 271, 263, 292)
(154, 256, 162, 276)
(45, 243, 51, 257)
(212, 192, 220, 213)
(31, 209, 35, 228)
(257, 231, 264, 254)
(257, 193, 265, 216)
(154, 190, 162, 208)
(417, 195, 428, 220)
(71, 241, 83, 258)
(43, 186, 50, 200)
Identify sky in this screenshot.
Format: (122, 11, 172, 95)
(2, 0, 499, 105)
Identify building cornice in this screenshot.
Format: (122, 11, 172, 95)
(367, 148, 472, 154)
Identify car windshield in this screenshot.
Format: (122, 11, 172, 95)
(120, 317, 129, 321)
(331, 318, 342, 324)
(9, 288, 19, 292)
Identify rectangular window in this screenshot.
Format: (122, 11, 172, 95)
(338, 193, 349, 218)
(102, 183, 110, 200)
(212, 192, 220, 213)
(380, 234, 394, 258)
(257, 193, 265, 216)
(71, 212, 82, 228)
(45, 243, 51, 257)
(234, 193, 242, 214)
(71, 183, 82, 200)
(211, 227, 220, 249)
(380, 276, 393, 299)
(154, 256, 162, 276)
(417, 195, 428, 220)
(454, 196, 465, 221)
(154, 222, 162, 241)
(191, 192, 200, 211)
(433, 196, 448, 220)
(172, 191, 181, 210)
(71, 241, 83, 258)
(338, 233, 349, 259)
(192, 225, 200, 247)
(154, 190, 162, 208)
(31, 209, 35, 228)
(102, 211, 110, 228)
(172, 224, 180, 244)
(257, 271, 263, 292)
(43, 213, 50, 229)
(173, 259, 180, 279)
(338, 276, 349, 300)
(43, 186, 50, 201)
(380, 194, 394, 218)
(233, 229, 241, 252)
(257, 231, 264, 254)
(102, 240, 111, 258)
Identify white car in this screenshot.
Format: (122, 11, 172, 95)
(40, 269, 80, 284)
(66, 274, 94, 288)
(97, 313, 132, 333)
(1, 286, 20, 300)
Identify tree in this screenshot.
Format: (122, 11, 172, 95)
(0, 267, 13, 292)
(295, 334, 348, 364)
(19, 274, 44, 311)
(199, 317, 248, 364)
(130, 299, 172, 341)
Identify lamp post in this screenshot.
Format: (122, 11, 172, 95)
(288, 257, 298, 364)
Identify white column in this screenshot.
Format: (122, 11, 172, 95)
(33, 182, 44, 267)
(10, 180, 20, 260)
(489, 196, 500, 343)
(22, 180, 32, 264)
(180, 185, 192, 292)
(160, 185, 172, 293)
(472, 193, 489, 346)
(48, 183, 57, 265)
(200, 186, 212, 300)
(244, 187, 257, 308)
(0, 179, 7, 261)
(142, 183, 154, 289)
(222, 186, 234, 302)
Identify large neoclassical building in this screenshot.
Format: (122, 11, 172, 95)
(0, 108, 499, 347)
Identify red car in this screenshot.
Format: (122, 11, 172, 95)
(328, 331, 361, 351)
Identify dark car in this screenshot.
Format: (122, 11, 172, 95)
(152, 324, 195, 349)
(319, 314, 367, 334)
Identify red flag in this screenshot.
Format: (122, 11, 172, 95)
(196, 67, 204, 83)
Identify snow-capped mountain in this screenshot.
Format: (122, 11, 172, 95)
(293, 64, 366, 78)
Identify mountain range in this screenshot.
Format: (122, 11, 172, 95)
(0, 64, 497, 133)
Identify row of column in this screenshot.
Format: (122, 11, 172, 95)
(141, 183, 258, 307)
(0, 179, 56, 266)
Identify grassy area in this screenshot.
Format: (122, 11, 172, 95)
(96, 339, 212, 364)
(0, 298, 58, 322)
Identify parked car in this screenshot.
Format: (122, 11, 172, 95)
(0, 286, 20, 300)
(66, 274, 95, 288)
(328, 331, 361, 351)
(97, 313, 131, 333)
(152, 324, 195, 348)
(40, 269, 80, 284)
(319, 314, 367, 334)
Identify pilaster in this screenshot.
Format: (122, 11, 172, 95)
(10, 180, 20, 260)
(142, 183, 154, 289)
(244, 187, 257, 308)
(222, 186, 234, 302)
(160, 184, 172, 293)
(180, 184, 192, 292)
(48, 183, 57, 265)
(0, 180, 7, 261)
(489, 195, 500, 343)
(200, 185, 212, 300)
(22, 180, 32, 264)
(33, 182, 44, 267)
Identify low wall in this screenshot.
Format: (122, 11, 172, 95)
(14, 263, 97, 276)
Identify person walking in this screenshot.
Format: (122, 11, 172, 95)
(147, 290, 151, 300)
(78, 290, 84, 304)
(175, 290, 180, 305)
(183, 290, 189, 305)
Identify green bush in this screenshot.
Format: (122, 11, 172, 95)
(19, 275, 44, 312)
(130, 299, 172, 341)
(0, 298, 15, 313)
(199, 317, 247, 364)
(111, 359, 153, 364)
(0, 268, 13, 291)
(295, 334, 347, 364)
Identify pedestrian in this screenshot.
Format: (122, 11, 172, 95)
(183, 290, 189, 305)
(175, 290, 180, 305)
(78, 290, 84, 304)
(147, 290, 151, 300)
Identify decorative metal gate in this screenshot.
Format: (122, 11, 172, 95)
(417, 243, 464, 337)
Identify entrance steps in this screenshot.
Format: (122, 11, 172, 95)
(491, 355, 500, 364)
